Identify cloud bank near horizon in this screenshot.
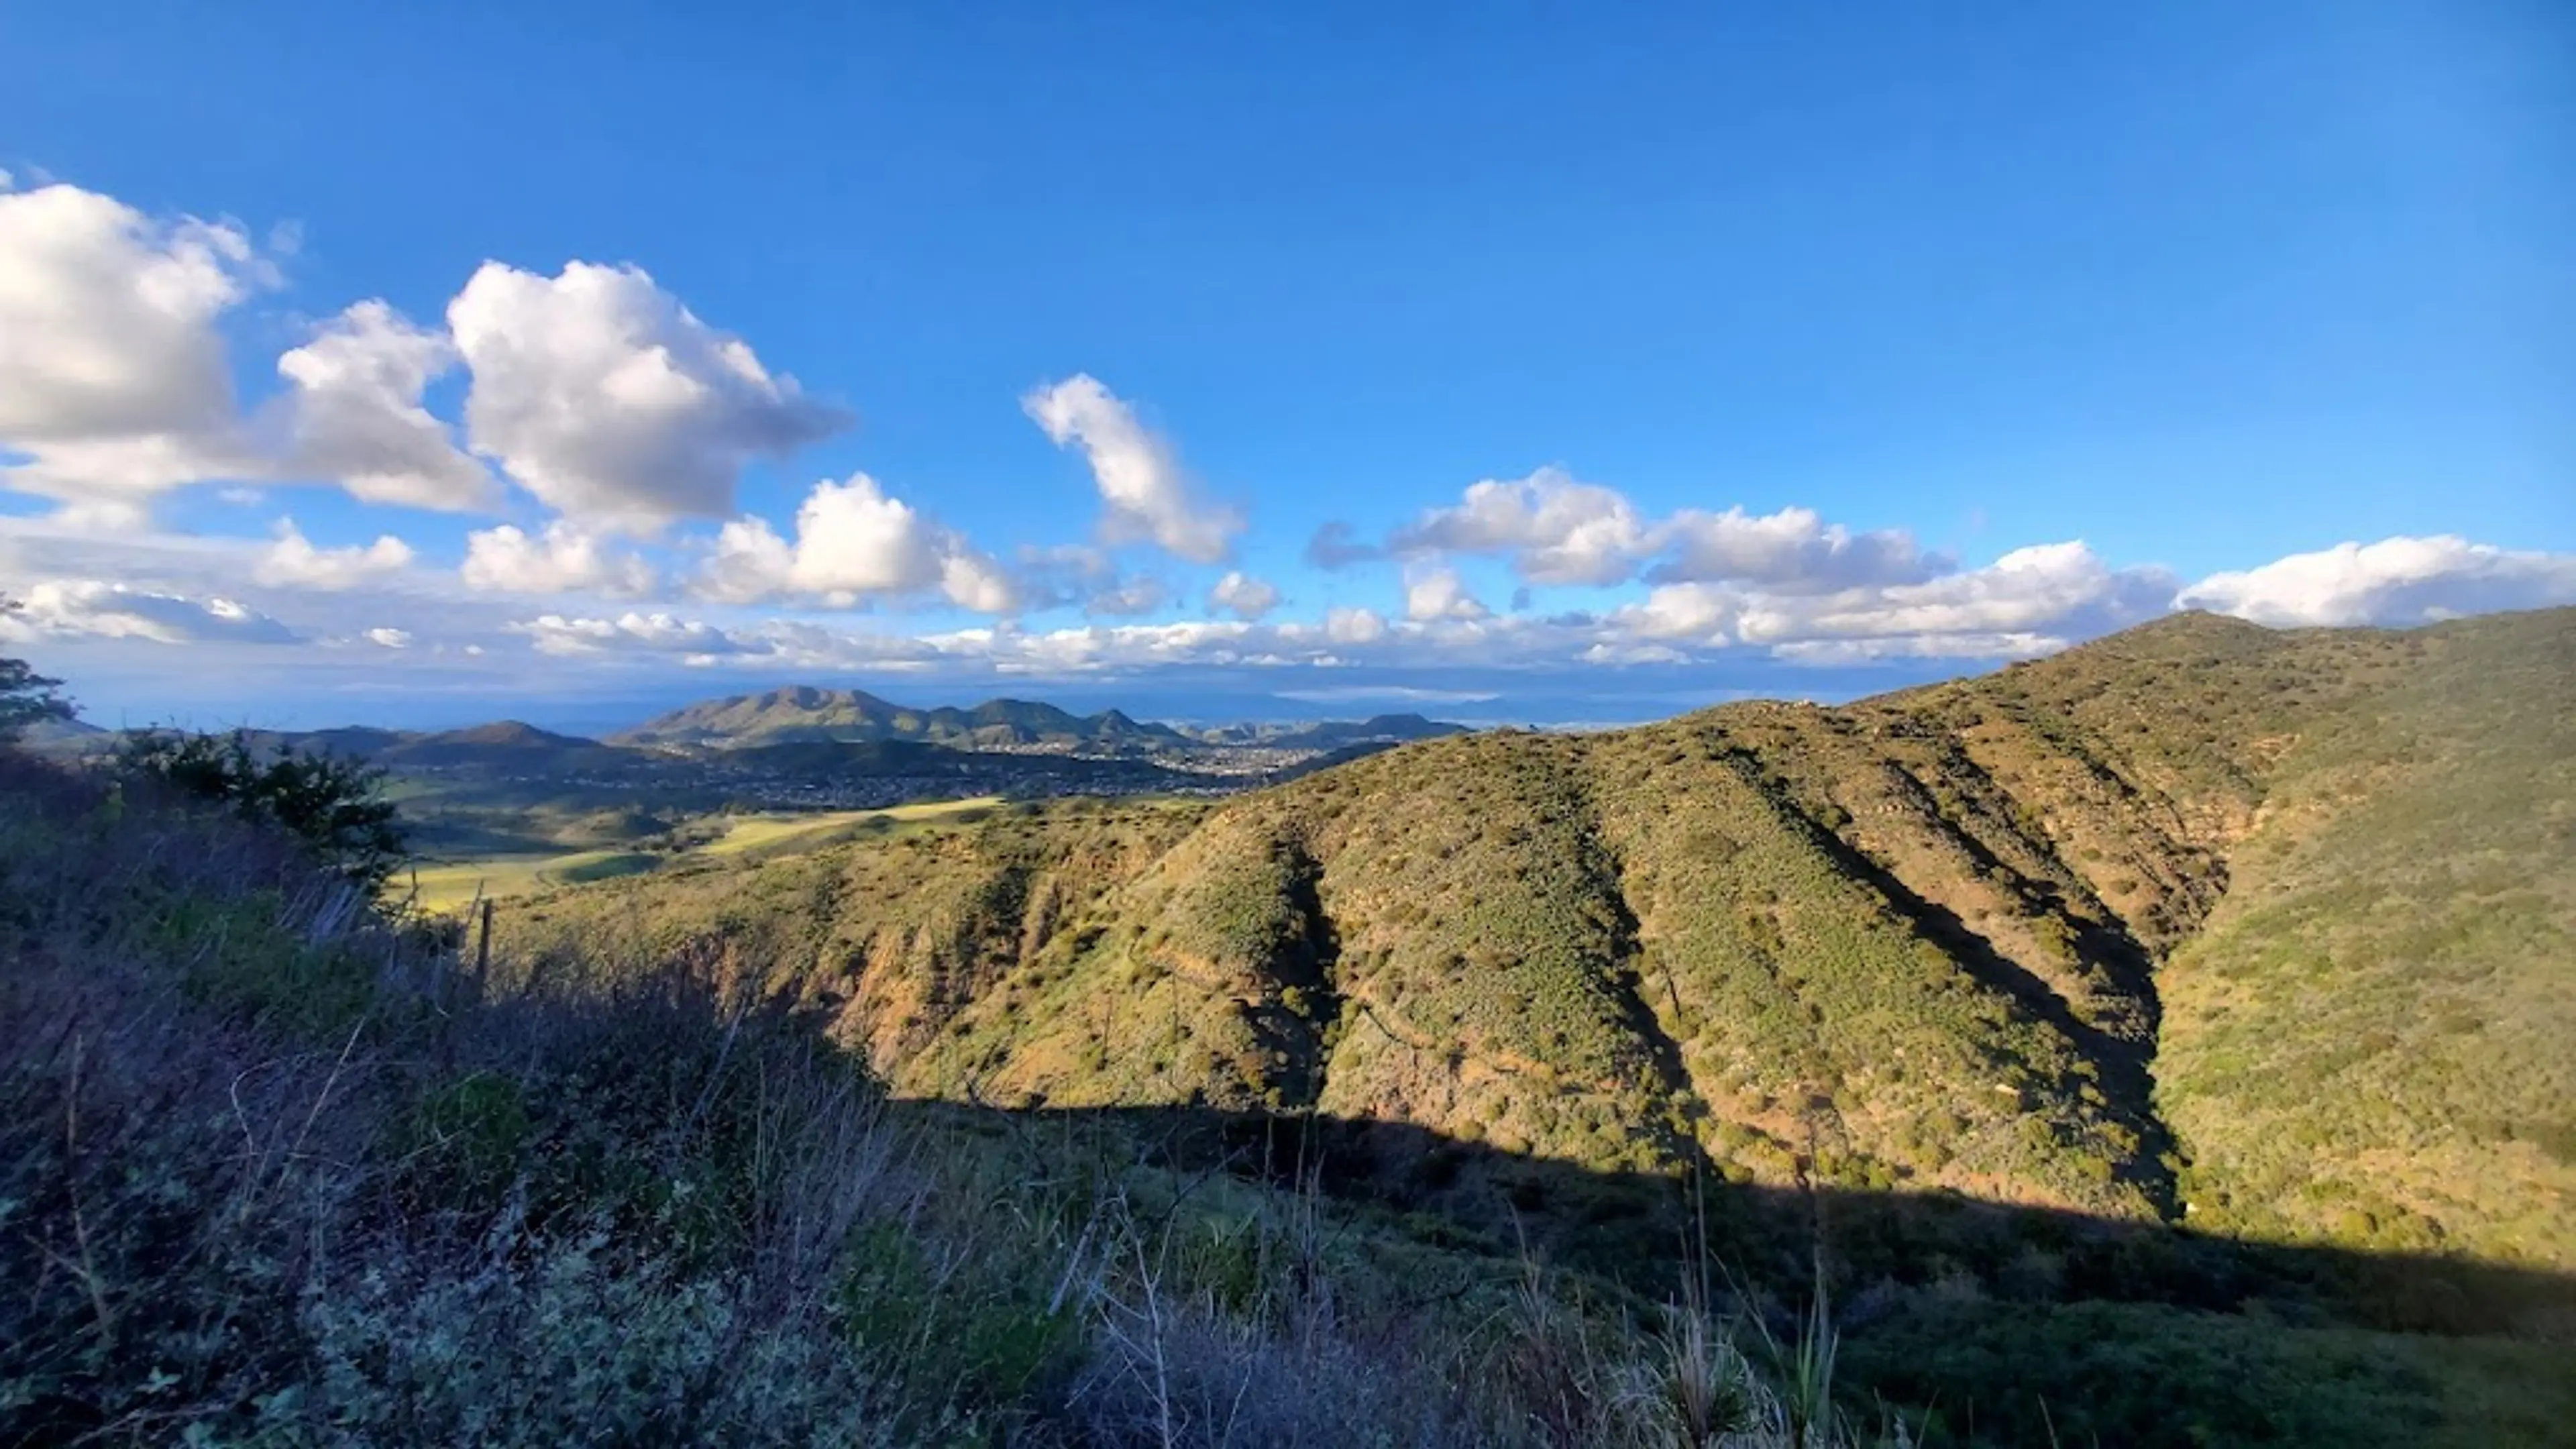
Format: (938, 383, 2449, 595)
(4, 175, 2573, 727)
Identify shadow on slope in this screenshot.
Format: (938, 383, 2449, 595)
(893, 1099, 2575, 1341)
(891, 1098, 2576, 1445)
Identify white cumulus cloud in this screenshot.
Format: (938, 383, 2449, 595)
(1654, 504, 1937, 590)
(0, 578, 297, 645)
(1623, 583, 1739, 643)
(1403, 564, 1491, 622)
(1207, 570, 1283, 621)
(511, 611, 770, 659)
(1615, 540, 2173, 659)
(2178, 535, 2576, 627)
(462, 521, 656, 596)
(1386, 468, 1941, 595)
(696, 473, 1016, 613)
(1022, 374, 1243, 563)
(364, 627, 412, 649)
(449, 261, 845, 533)
(1738, 541, 2175, 653)
(274, 300, 494, 511)
(254, 517, 414, 590)
(1324, 606, 1389, 645)
(1391, 468, 1652, 586)
(0, 182, 266, 525)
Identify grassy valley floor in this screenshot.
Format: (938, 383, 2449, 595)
(398, 796, 1011, 910)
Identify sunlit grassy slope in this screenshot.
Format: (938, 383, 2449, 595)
(694, 797, 1006, 855)
(402, 849, 660, 910)
(402, 797, 1010, 910)
(497, 608, 2576, 1269)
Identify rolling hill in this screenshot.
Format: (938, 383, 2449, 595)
(32, 701, 1454, 864)
(375, 720, 608, 766)
(498, 608, 2576, 1274)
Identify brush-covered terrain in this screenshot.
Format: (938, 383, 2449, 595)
(2, 747, 1949, 1448)
(504, 608, 2576, 1273)
(7, 609, 2572, 1446)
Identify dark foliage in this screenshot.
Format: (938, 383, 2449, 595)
(0, 607, 74, 742)
(117, 729, 409, 890)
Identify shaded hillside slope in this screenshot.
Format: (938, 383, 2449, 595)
(500, 608, 2576, 1267)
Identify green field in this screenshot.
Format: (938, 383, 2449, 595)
(397, 796, 1007, 911)
(398, 849, 661, 911)
(693, 796, 1004, 855)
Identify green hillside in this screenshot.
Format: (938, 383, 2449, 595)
(8, 611, 2574, 1445)
(502, 608, 2576, 1273)
(7, 745, 1942, 1446)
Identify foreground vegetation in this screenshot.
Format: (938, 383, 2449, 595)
(2, 749, 1968, 1446)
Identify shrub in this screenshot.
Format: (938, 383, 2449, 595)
(117, 730, 408, 890)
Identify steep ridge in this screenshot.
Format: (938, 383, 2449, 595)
(496, 608, 2576, 1265)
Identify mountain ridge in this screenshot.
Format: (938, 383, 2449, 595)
(34, 699, 1476, 775)
(610, 690, 1476, 754)
(496, 607, 2576, 1271)
(609, 688, 1195, 751)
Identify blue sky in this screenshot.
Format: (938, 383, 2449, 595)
(2, 1, 2571, 731)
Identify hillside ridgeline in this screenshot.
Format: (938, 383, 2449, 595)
(612, 687, 1188, 751)
(504, 608, 2576, 1273)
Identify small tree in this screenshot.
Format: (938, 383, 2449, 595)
(119, 730, 409, 890)
(1, 596, 74, 743)
(0, 656, 72, 743)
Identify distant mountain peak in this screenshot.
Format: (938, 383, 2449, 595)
(610, 687, 1183, 750)
(430, 720, 589, 748)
